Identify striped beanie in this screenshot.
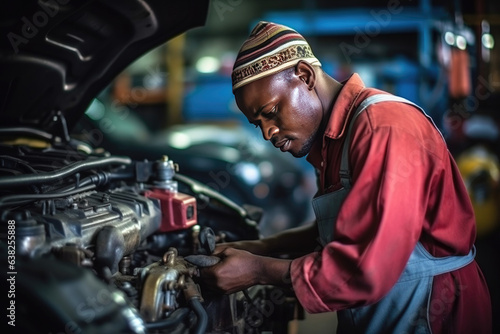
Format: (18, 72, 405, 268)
(231, 21, 321, 92)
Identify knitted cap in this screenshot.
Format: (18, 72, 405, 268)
(231, 21, 321, 92)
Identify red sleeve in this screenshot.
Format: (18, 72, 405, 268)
(290, 104, 449, 313)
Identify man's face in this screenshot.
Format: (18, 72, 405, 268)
(234, 68, 323, 158)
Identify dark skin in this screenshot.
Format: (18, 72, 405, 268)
(200, 61, 343, 294)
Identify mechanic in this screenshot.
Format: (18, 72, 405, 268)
(200, 21, 492, 333)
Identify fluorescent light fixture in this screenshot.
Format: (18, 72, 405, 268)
(455, 35, 467, 50)
(196, 56, 221, 74)
(444, 32, 455, 46)
(169, 132, 191, 149)
(482, 33, 494, 49)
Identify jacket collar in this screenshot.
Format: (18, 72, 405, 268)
(324, 73, 366, 140)
(306, 73, 366, 168)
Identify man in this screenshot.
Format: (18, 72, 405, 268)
(200, 21, 492, 333)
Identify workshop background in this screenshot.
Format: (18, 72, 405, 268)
(76, 0, 500, 332)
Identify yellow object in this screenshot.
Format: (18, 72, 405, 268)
(166, 34, 186, 127)
(456, 145, 500, 237)
(2, 138, 50, 148)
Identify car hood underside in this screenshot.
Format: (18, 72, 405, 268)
(0, 0, 209, 137)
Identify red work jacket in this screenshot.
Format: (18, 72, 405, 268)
(290, 73, 492, 333)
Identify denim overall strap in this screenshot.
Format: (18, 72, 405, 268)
(312, 95, 376, 247)
(313, 189, 348, 246)
(338, 94, 445, 187)
(313, 95, 394, 246)
(312, 94, 476, 333)
(314, 94, 422, 246)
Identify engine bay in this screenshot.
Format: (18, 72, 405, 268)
(0, 138, 300, 334)
(0, 1, 304, 332)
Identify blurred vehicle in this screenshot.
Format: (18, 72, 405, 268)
(0, 1, 304, 333)
(78, 98, 316, 237)
(455, 106, 500, 334)
(456, 114, 500, 237)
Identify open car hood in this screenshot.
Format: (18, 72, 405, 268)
(0, 0, 209, 138)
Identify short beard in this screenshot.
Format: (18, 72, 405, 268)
(292, 131, 318, 158)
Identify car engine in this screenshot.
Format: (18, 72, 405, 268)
(0, 138, 300, 334)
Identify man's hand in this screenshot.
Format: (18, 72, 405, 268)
(213, 239, 268, 255)
(214, 221, 320, 258)
(200, 247, 292, 294)
(200, 248, 261, 294)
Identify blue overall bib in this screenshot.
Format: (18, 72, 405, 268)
(312, 94, 475, 333)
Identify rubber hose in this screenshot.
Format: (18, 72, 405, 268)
(0, 156, 131, 188)
(143, 307, 190, 330)
(189, 298, 208, 334)
(0, 184, 96, 208)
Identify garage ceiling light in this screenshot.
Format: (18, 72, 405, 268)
(196, 56, 221, 74)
